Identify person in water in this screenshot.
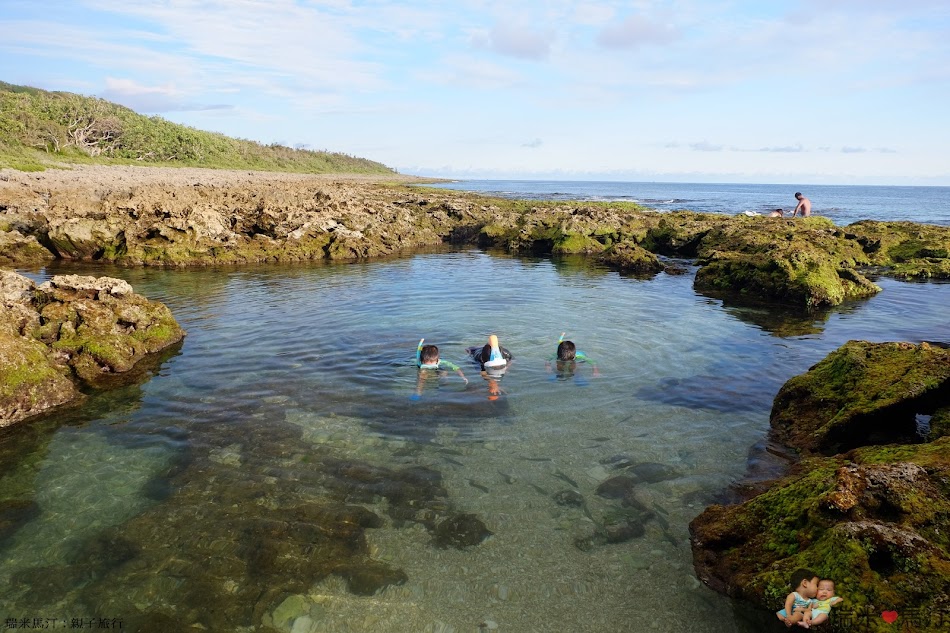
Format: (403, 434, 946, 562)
(467, 334, 513, 367)
(546, 333, 600, 381)
(414, 339, 467, 398)
(792, 192, 812, 217)
(467, 334, 512, 401)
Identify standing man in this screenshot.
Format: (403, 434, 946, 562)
(792, 192, 811, 217)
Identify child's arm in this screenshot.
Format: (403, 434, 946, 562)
(576, 351, 600, 376)
(440, 360, 468, 384)
(782, 593, 796, 624)
(413, 369, 425, 399)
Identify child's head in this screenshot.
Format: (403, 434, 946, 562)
(557, 340, 576, 361)
(791, 568, 819, 597)
(816, 579, 836, 600)
(420, 344, 440, 365)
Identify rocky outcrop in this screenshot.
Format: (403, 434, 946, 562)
(690, 442, 950, 633)
(848, 220, 950, 279)
(1, 166, 948, 309)
(694, 217, 882, 308)
(690, 340, 950, 632)
(770, 341, 950, 455)
(0, 270, 185, 426)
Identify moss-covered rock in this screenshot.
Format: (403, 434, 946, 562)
(0, 270, 186, 425)
(640, 212, 722, 256)
(3, 171, 948, 309)
(770, 341, 950, 455)
(0, 229, 54, 266)
(694, 218, 881, 308)
(847, 221, 950, 279)
(0, 312, 79, 426)
(690, 440, 950, 632)
(597, 241, 663, 275)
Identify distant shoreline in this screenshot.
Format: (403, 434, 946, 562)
(0, 164, 447, 189)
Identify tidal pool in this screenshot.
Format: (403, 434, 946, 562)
(2, 250, 948, 632)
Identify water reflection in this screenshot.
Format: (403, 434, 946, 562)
(1, 250, 948, 632)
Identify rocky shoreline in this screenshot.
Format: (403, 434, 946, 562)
(2, 165, 947, 297)
(1, 165, 949, 629)
(690, 341, 950, 632)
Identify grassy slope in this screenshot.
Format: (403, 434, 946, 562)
(0, 81, 396, 175)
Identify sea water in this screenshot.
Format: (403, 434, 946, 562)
(1, 252, 948, 632)
(424, 180, 950, 226)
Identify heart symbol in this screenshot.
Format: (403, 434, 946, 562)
(881, 611, 899, 624)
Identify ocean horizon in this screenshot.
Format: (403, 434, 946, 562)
(423, 179, 950, 227)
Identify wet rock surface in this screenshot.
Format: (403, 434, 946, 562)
(770, 340, 950, 455)
(0, 270, 185, 425)
(690, 441, 950, 627)
(691, 339, 950, 630)
(433, 513, 493, 549)
(2, 166, 947, 309)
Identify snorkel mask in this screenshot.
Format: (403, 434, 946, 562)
(483, 334, 507, 368)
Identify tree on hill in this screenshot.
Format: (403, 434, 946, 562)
(0, 81, 395, 174)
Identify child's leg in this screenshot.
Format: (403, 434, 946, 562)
(797, 609, 813, 628)
(786, 608, 806, 624)
(808, 613, 829, 626)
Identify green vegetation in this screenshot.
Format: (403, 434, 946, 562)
(0, 81, 395, 174)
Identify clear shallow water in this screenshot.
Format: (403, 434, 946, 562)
(1, 252, 949, 632)
(425, 180, 950, 226)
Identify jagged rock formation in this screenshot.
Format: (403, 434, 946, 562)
(0, 270, 185, 425)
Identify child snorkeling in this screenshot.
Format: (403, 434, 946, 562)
(414, 339, 468, 398)
(547, 333, 600, 381)
(466, 334, 512, 401)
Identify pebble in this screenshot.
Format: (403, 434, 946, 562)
(492, 584, 510, 601)
(290, 615, 314, 633)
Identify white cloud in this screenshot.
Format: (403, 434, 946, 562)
(99, 77, 233, 112)
(596, 13, 679, 50)
(483, 22, 554, 60)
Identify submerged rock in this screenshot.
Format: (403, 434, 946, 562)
(770, 341, 950, 455)
(595, 475, 638, 500)
(627, 462, 682, 484)
(553, 489, 585, 508)
(337, 560, 409, 596)
(433, 513, 493, 549)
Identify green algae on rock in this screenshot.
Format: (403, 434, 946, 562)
(690, 440, 950, 633)
(0, 270, 185, 425)
(2, 168, 949, 310)
(770, 341, 950, 456)
(694, 217, 881, 308)
(0, 229, 54, 267)
(847, 220, 950, 279)
(597, 242, 663, 275)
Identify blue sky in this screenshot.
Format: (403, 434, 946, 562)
(3, 1, 949, 185)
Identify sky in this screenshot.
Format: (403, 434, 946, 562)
(2, 1, 950, 185)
